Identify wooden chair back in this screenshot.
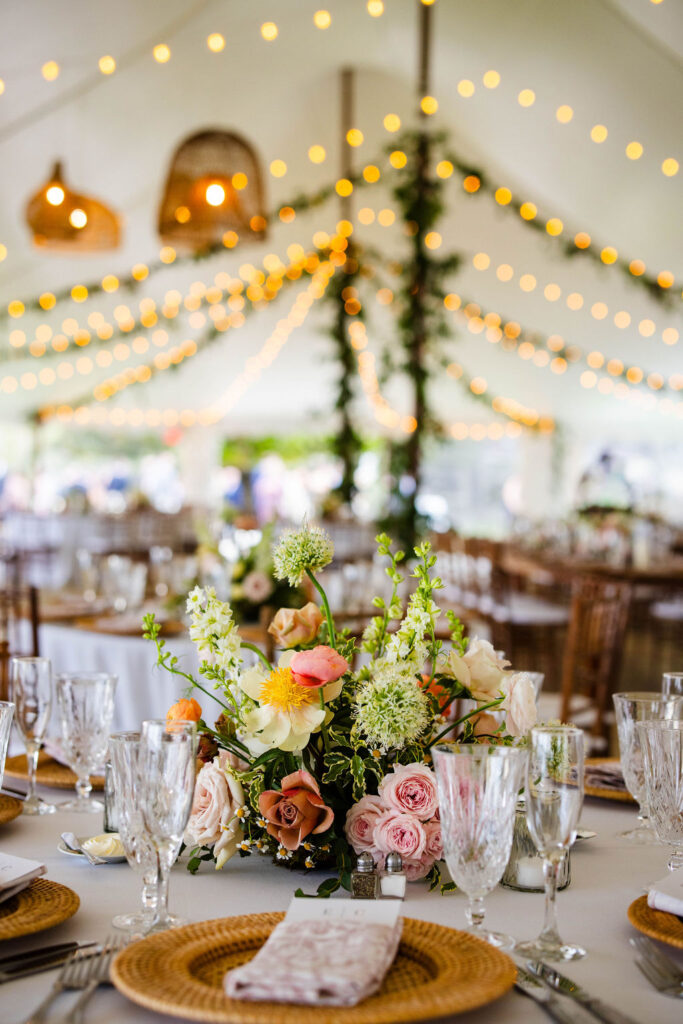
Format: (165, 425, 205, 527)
(560, 575, 632, 741)
(0, 551, 40, 701)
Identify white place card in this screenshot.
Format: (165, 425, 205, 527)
(0, 852, 46, 904)
(285, 895, 401, 927)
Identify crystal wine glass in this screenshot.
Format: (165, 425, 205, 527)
(55, 673, 117, 812)
(662, 673, 683, 698)
(516, 725, 585, 961)
(637, 720, 683, 871)
(613, 692, 683, 843)
(139, 719, 197, 933)
(10, 657, 55, 815)
(109, 731, 160, 932)
(433, 743, 527, 948)
(0, 701, 14, 789)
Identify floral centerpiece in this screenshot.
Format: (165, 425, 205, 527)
(227, 522, 304, 624)
(144, 526, 538, 894)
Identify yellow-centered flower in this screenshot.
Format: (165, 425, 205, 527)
(259, 667, 317, 713)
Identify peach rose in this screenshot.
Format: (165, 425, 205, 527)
(167, 697, 202, 723)
(289, 645, 349, 689)
(379, 763, 438, 821)
(259, 769, 334, 850)
(344, 795, 385, 853)
(184, 754, 246, 868)
(472, 711, 501, 740)
(267, 603, 323, 649)
(372, 810, 427, 860)
(443, 638, 510, 701)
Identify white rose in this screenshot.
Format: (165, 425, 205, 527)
(501, 672, 538, 737)
(184, 755, 245, 863)
(443, 637, 510, 701)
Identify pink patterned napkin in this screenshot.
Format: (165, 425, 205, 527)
(224, 916, 403, 1006)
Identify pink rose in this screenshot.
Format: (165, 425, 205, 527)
(373, 810, 427, 860)
(344, 795, 385, 853)
(501, 672, 537, 737)
(403, 853, 435, 881)
(267, 603, 323, 649)
(184, 756, 246, 868)
(290, 645, 349, 689)
(424, 819, 443, 860)
(379, 762, 438, 821)
(259, 769, 334, 850)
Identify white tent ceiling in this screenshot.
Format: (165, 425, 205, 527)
(0, 0, 681, 443)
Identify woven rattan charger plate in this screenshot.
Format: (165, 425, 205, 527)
(0, 793, 22, 824)
(3, 752, 104, 791)
(628, 895, 683, 949)
(111, 911, 516, 1023)
(584, 757, 635, 804)
(0, 878, 79, 941)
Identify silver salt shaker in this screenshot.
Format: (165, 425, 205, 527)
(380, 851, 406, 899)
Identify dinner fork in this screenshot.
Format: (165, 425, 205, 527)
(20, 944, 103, 1024)
(59, 935, 126, 1024)
(630, 935, 683, 998)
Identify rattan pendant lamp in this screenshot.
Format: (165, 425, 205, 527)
(25, 161, 121, 252)
(158, 129, 267, 251)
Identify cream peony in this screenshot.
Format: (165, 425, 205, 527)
(441, 637, 510, 701)
(238, 651, 342, 755)
(500, 671, 538, 737)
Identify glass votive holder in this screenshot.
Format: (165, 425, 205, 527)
(501, 799, 571, 892)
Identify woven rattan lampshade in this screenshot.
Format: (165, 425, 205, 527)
(26, 161, 121, 252)
(158, 129, 267, 250)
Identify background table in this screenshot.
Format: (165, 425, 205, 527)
(1, 793, 682, 1023)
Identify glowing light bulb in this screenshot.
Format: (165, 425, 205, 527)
(69, 208, 87, 229)
(46, 185, 65, 206)
(313, 10, 331, 28)
(261, 22, 278, 41)
(590, 124, 608, 143)
(308, 145, 326, 163)
(517, 89, 535, 107)
(420, 95, 438, 115)
(482, 70, 500, 89)
(153, 44, 171, 63)
(383, 113, 401, 132)
(205, 184, 227, 205)
(41, 61, 59, 81)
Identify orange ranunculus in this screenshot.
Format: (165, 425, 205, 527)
(267, 602, 323, 649)
(419, 673, 451, 711)
(166, 697, 202, 723)
(290, 645, 348, 689)
(258, 769, 334, 850)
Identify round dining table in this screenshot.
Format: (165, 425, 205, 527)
(1, 789, 681, 1024)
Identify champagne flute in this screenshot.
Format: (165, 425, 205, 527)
(10, 657, 55, 815)
(613, 692, 682, 843)
(516, 725, 586, 961)
(139, 719, 197, 933)
(55, 673, 117, 812)
(109, 732, 160, 932)
(662, 673, 683, 698)
(0, 701, 14, 789)
(433, 744, 527, 948)
(637, 720, 683, 871)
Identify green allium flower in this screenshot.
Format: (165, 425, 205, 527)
(355, 667, 430, 751)
(273, 524, 334, 586)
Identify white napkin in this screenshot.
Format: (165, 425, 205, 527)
(0, 853, 46, 905)
(224, 899, 403, 1007)
(647, 866, 683, 917)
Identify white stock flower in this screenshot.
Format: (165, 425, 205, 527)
(187, 586, 242, 676)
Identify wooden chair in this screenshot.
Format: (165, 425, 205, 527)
(0, 550, 40, 701)
(560, 575, 632, 744)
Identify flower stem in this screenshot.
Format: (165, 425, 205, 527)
(319, 688, 331, 753)
(240, 641, 273, 672)
(427, 696, 505, 748)
(306, 569, 336, 650)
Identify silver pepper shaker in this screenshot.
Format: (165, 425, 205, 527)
(380, 851, 406, 899)
(350, 851, 379, 899)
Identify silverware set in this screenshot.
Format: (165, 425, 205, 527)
(515, 960, 639, 1023)
(17, 935, 127, 1024)
(630, 934, 683, 998)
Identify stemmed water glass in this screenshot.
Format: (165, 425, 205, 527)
(138, 719, 197, 933)
(109, 732, 160, 932)
(55, 673, 117, 812)
(10, 657, 55, 815)
(637, 720, 683, 872)
(662, 673, 683, 698)
(613, 692, 682, 843)
(516, 725, 586, 962)
(433, 744, 527, 949)
(0, 701, 14, 789)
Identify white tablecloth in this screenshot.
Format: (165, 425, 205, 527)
(1, 794, 682, 1023)
(36, 623, 226, 733)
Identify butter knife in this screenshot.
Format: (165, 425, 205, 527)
(528, 961, 640, 1024)
(0, 942, 81, 969)
(515, 965, 586, 1023)
(0, 944, 96, 985)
